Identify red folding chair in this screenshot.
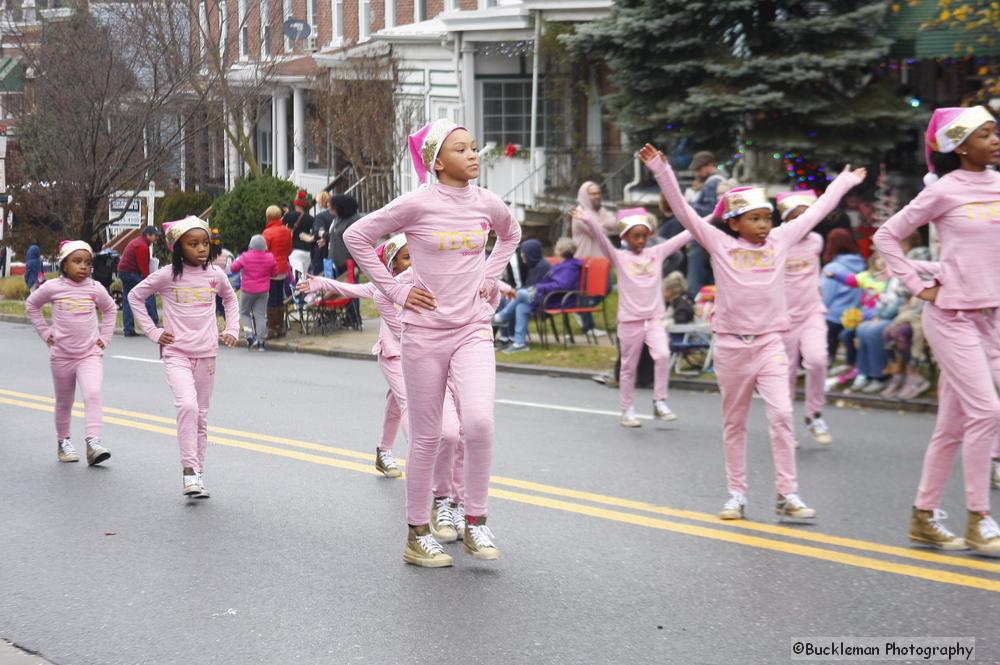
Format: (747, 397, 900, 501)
(537, 256, 613, 348)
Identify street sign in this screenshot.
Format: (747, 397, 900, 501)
(282, 19, 310, 41)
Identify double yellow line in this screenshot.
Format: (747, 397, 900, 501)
(2, 386, 999, 593)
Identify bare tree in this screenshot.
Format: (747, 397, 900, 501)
(308, 47, 420, 207)
(13, 10, 206, 245)
(124, 0, 278, 179)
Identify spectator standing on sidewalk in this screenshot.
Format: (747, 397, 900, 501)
(119, 226, 161, 337)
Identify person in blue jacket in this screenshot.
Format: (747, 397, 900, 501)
(819, 228, 865, 369)
(24, 245, 44, 292)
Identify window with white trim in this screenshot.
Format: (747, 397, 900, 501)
(413, 0, 425, 22)
(358, 0, 370, 41)
(260, 0, 271, 58)
(238, 0, 248, 59)
(283, 0, 291, 51)
(480, 79, 544, 147)
(219, 1, 228, 62)
(330, 0, 344, 45)
(383, 0, 394, 29)
(308, 0, 317, 34)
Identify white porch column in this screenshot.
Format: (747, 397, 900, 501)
(273, 89, 289, 178)
(292, 86, 306, 180)
(461, 41, 476, 140)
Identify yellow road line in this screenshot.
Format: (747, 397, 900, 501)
(4, 390, 1000, 591)
(4, 388, 997, 576)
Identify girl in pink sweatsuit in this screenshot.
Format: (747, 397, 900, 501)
(299, 235, 468, 543)
(643, 145, 864, 522)
(26, 240, 117, 466)
(573, 206, 691, 426)
(128, 217, 239, 499)
(775, 191, 833, 446)
(873, 105, 1000, 556)
(344, 119, 520, 567)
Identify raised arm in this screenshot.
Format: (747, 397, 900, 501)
(24, 282, 53, 343)
(640, 147, 728, 251)
(651, 230, 692, 264)
(303, 275, 378, 300)
(872, 188, 940, 300)
(571, 206, 621, 268)
(127, 268, 171, 344)
(483, 197, 522, 283)
(775, 167, 866, 247)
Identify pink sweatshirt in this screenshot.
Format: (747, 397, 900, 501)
(873, 168, 1000, 310)
(784, 232, 826, 323)
(305, 270, 414, 358)
(128, 265, 239, 358)
(343, 183, 521, 330)
(650, 157, 862, 335)
(580, 211, 691, 322)
(230, 250, 278, 294)
(25, 276, 117, 358)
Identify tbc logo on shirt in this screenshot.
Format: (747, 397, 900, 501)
(55, 296, 95, 314)
(785, 257, 815, 274)
(729, 248, 777, 273)
(625, 259, 655, 279)
(960, 201, 1000, 223)
(433, 229, 490, 254)
(171, 286, 215, 305)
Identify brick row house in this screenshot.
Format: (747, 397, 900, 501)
(190, 0, 618, 222)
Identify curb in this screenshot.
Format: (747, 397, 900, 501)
(1, 313, 938, 414)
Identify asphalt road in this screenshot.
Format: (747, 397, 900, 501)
(0, 320, 997, 665)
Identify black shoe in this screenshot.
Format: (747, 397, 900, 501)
(246, 336, 255, 351)
(123, 331, 139, 337)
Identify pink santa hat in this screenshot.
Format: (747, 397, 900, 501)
(775, 189, 817, 221)
(408, 119, 467, 185)
(616, 207, 654, 237)
(923, 105, 995, 186)
(713, 186, 773, 220)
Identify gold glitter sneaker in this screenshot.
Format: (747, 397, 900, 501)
(909, 508, 967, 550)
(403, 525, 453, 568)
(965, 511, 1000, 557)
(85, 438, 111, 466)
(375, 447, 402, 478)
(463, 516, 501, 561)
(57, 438, 79, 463)
(431, 496, 458, 543)
(719, 492, 746, 520)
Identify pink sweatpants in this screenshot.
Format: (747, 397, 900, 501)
(713, 332, 799, 497)
(432, 387, 466, 503)
(401, 321, 495, 525)
(163, 355, 216, 473)
(915, 305, 999, 513)
(377, 355, 408, 451)
(782, 309, 828, 418)
(50, 354, 104, 439)
(618, 318, 670, 411)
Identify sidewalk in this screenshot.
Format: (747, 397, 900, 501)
(0, 312, 938, 414)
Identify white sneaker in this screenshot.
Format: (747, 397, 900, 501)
(195, 472, 210, 499)
(719, 492, 746, 520)
(182, 472, 208, 498)
(776, 493, 816, 522)
(57, 437, 79, 463)
(805, 415, 833, 445)
(451, 501, 466, 540)
(590, 329, 608, 338)
(653, 400, 678, 421)
(620, 408, 641, 428)
(992, 460, 1000, 490)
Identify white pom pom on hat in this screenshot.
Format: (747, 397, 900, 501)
(923, 172, 940, 187)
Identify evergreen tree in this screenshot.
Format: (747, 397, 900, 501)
(564, 1, 919, 169)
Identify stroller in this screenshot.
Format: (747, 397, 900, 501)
(92, 248, 122, 309)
